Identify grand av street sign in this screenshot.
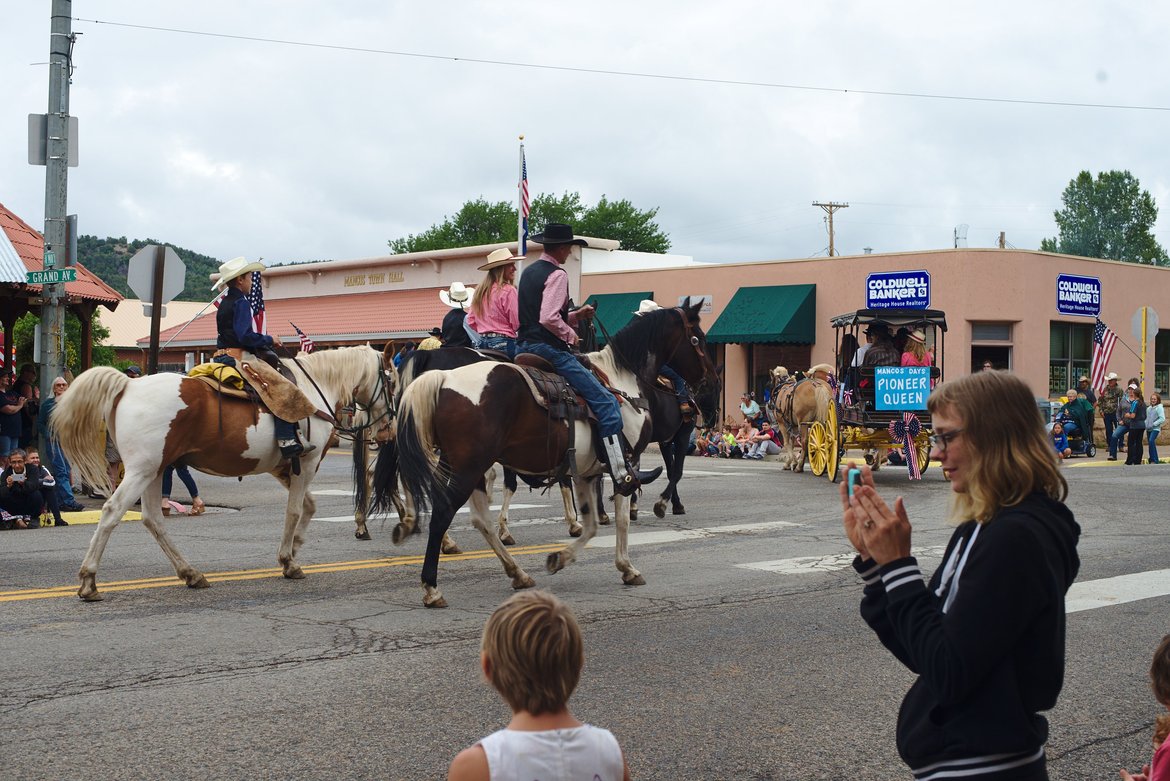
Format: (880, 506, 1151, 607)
(26, 268, 77, 285)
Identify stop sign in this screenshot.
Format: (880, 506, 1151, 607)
(127, 244, 186, 304)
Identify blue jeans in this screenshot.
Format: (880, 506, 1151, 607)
(0, 434, 17, 458)
(162, 464, 200, 500)
(478, 335, 517, 359)
(1109, 424, 1128, 458)
(516, 341, 623, 437)
(660, 365, 689, 398)
(1149, 429, 1161, 463)
(48, 440, 75, 506)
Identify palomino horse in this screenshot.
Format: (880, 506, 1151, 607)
(52, 346, 393, 601)
(769, 364, 835, 473)
(370, 345, 584, 548)
(378, 301, 718, 607)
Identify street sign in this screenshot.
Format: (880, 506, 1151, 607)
(26, 268, 76, 285)
(43, 250, 56, 268)
(1132, 306, 1160, 352)
(27, 114, 79, 167)
(127, 244, 186, 304)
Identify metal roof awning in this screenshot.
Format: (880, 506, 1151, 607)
(583, 291, 652, 345)
(706, 284, 816, 344)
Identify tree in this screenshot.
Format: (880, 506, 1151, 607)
(1040, 170, 1169, 265)
(12, 309, 115, 374)
(389, 192, 671, 254)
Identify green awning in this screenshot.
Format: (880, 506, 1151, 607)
(706, 284, 816, 344)
(583, 291, 652, 345)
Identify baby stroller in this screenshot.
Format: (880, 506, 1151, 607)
(1053, 412, 1096, 458)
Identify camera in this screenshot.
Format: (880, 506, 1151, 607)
(11, 472, 26, 482)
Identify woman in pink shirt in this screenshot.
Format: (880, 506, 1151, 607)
(901, 328, 936, 388)
(466, 248, 521, 358)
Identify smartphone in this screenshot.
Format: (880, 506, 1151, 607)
(11, 472, 25, 482)
(847, 467, 862, 498)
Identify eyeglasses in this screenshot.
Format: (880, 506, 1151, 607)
(928, 428, 965, 453)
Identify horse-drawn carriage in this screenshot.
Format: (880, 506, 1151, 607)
(827, 308, 947, 481)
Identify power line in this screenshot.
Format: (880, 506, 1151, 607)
(73, 17, 1170, 113)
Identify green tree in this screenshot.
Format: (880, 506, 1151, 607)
(1040, 170, 1169, 265)
(12, 310, 115, 375)
(388, 192, 671, 254)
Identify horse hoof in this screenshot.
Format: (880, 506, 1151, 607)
(500, 534, 516, 546)
(546, 551, 566, 574)
(623, 572, 646, 586)
(78, 588, 103, 602)
(355, 530, 372, 541)
(283, 566, 306, 580)
(512, 573, 536, 590)
(391, 524, 410, 545)
(568, 524, 582, 538)
(187, 574, 211, 589)
(441, 543, 463, 555)
(424, 595, 448, 609)
(653, 503, 666, 519)
(599, 514, 611, 526)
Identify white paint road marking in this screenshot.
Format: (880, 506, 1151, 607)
(586, 520, 800, 549)
(737, 546, 948, 575)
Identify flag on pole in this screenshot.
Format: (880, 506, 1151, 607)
(518, 141, 529, 256)
(1090, 317, 1117, 395)
(291, 322, 315, 353)
(245, 270, 266, 335)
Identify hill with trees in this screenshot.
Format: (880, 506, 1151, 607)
(77, 235, 222, 302)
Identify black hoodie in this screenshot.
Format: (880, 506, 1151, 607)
(854, 493, 1080, 780)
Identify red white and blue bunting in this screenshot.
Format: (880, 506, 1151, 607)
(888, 412, 923, 480)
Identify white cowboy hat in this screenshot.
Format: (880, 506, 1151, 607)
(633, 299, 661, 316)
(439, 281, 471, 308)
(478, 248, 521, 272)
(906, 329, 926, 344)
(1105, 372, 1119, 381)
(211, 257, 265, 290)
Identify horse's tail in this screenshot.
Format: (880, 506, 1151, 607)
(813, 379, 834, 422)
(369, 437, 399, 516)
(352, 433, 370, 516)
(50, 367, 128, 494)
(395, 370, 449, 517)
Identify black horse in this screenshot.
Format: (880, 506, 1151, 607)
(631, 382, 719, 520)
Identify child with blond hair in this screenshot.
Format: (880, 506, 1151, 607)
(448, 591, 631, 781)
(1121, 634, 1170, 780)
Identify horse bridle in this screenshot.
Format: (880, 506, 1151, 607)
(292, 354, 396, 442)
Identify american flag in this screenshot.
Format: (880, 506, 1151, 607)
(519, 144, 530, 256)
(291, 322, 315, 353)
(246, 270, 266, 335)
(1090, 317, 1117, 396)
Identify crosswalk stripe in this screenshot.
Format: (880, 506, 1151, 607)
(587, 520, 800, 549)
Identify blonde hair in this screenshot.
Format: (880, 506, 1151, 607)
(482, 591, 584, 716)
(904, 339, 928, 362)
(470, 266, 511, 319)
(927, 371, 1067, 523)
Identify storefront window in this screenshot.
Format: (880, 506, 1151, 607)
(1155, 329, 1170, 394)
(1049, 321, 1092, 396)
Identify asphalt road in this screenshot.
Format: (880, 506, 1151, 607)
(1, 447, 1167, 780)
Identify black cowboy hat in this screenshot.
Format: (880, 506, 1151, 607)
(428, 327, 442, 337)
(530, 222, 588, 247)
(864, 323, 890, 336)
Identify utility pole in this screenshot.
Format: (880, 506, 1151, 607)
(813, 201, 849, 257)
(39, 0, 74, 397)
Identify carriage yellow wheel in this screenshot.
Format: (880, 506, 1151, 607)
(806, 402, 840, 481)
(916, 435, 931, 475)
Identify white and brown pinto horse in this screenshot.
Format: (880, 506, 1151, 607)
(769, 364, 834, 472)
(378, 301, 718, 608)
(52, 346, 393, 601)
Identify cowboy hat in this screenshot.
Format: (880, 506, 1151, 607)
(530, 222, 588, 247)
(211, 256, 265, 290)
(906, 329, 926, 344)
(439, 281, 471, 308)
(633, 299, 661, 316)
(864, 323, 890, 336)
(1105, 372, 1119, 382)
(478, 248, 522, 272)
(1078, 375, 1090, 382)
(427, 327, 442, 338)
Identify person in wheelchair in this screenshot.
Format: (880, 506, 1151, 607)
(1058, 388, 1094, 443)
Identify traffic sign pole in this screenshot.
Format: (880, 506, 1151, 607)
(147, 245, 166, 375)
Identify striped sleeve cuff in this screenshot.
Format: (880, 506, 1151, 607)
(879, 557, 925, 597)
(852, 556, 881, 586)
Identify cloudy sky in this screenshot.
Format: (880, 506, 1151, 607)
(4, 2, 1169, 271)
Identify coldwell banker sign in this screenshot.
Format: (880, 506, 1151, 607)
(866, 270, 930, 309)
(1056, 274, 1101, 317)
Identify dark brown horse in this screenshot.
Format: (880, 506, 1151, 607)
(376, 301, 718, 607)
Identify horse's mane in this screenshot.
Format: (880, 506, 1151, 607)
(595, 307, 678, 376)
(292, 346, 378, 405)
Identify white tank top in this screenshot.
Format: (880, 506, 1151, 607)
(479, 724, 624, 781)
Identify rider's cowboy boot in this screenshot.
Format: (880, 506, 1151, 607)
(601, 434, 663, 497)
(278, 436, 317, 460)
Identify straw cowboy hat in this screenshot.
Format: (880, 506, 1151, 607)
(211, 256, 265, 290)
(1105, 372, 1119, 382)
(906, 329, 927, 344)
(440, 281, 471, 308)
(478, 248, 522, 272)
(530, 223, 588, 247)
(633, 299, 661, 316)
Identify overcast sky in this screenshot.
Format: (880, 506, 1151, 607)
(4, 2, 1170, 272)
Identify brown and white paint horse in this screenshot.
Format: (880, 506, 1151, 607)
(769, 364, 835, 473)
(52, 346, 393, 601)
(378, 301, 718, 608)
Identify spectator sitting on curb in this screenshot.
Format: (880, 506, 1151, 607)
(1051, 421, 1070, 459)
(746, 420, 783, 459)
(27, 448, 67, 526)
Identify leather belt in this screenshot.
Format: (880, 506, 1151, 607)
(213, 348, 244, 360)
(480, 332, 514, 339)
